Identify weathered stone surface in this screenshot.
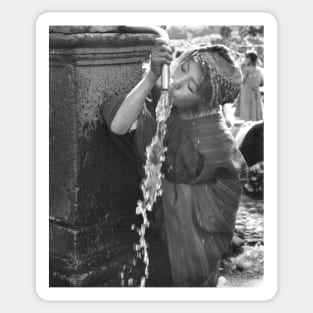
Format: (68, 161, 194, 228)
(50, 243, 130, 273)
(49, 216, 137, 259)
(50, 48, 152, 66)
(49, 45, 144, 226)
(49, 64, 78, 222)
(50, 25, 166, 35)
(50, 33, 156, 49)
(49, 26, 119, 34)
(50, 256, 128, 287)
(49, 26, 164, 50)
(50, 229, 172, 287)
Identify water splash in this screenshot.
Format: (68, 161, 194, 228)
(130, 90, 172, 287)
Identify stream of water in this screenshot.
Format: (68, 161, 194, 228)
(120, 90, 172, 287)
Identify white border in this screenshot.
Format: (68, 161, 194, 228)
(36, 12, 277, 301)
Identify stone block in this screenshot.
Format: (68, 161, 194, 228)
(49, 26, 170, 286)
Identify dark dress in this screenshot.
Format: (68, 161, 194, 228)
(101, 87, 248, 286)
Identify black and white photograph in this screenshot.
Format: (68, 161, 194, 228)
(36, 12, 277, 301)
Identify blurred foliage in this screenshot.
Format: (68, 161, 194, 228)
(167, 25, 264, 64)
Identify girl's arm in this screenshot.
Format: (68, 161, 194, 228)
(111, 70, 158, 135)
(110, 38, 173, 135)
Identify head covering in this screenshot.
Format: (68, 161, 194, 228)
(245, 50, 258, 66)
(178, 45, 243, 108)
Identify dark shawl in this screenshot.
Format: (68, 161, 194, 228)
(101, 88, 248, 286)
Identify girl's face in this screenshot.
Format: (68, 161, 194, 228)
(169, 58, 206, 111)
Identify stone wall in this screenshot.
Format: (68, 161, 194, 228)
(49, 26, 170, 286)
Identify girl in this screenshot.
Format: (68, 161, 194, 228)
(235, 50, 264, 121)
(101, 38, 248, 287)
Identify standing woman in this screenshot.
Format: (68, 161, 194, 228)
(101, 39, 248, 287)
(235, 51, 264, 121)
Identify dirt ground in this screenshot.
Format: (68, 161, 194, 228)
(218, 194, 264, 287)
(220, 274, 264, 287)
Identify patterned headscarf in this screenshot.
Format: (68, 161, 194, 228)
(178, 45, 243, 108)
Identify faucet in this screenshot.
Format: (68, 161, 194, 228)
(117, 26, 170, 90)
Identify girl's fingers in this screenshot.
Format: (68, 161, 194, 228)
(151, 38, 173, 66)
(154, 37, 169, 46)
(152, 50, 173, 60)
(152, 57, 173, 65)
(152, 45, 173, 56)
(154, 38, 173, 54)
(162, 52, 173, 61)
(153, 57, 172, 65)
(159, 44, 173, 54)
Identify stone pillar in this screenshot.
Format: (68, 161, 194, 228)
(49, 26, 169, 286)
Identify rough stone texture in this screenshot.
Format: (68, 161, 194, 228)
(49, 26, 166, 49)
(50, 33, 156, 49)
(50, 63, 78, 222)
(49, 27, 172, 287)
(49, 26, 120, 34)
(49, 61, 143, 225)
(49, 32, 148, 225)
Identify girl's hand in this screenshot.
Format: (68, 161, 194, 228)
(150, 38, 174, 78)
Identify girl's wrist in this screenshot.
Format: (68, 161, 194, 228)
(146, 69, 160, 84)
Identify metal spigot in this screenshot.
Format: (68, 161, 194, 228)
(156, 28, 170, 91)
(118, 26, 170, 90)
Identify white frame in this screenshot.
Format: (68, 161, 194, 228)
(36, 12, 277, 301)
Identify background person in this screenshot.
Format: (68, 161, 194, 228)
(234, 51, 264, 121)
